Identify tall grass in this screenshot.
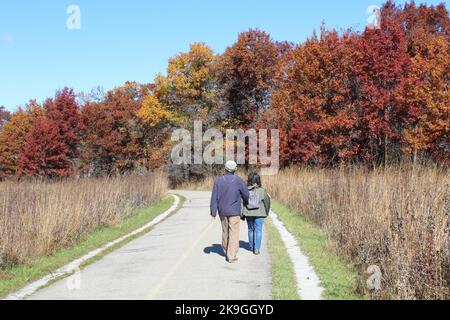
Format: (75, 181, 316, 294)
(0, 172, 168, 268)
(263, 164, 449, 300)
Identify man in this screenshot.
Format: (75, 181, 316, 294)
(210, 160, 249, 263)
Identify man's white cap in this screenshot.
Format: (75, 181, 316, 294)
(225, 160, 237, 173)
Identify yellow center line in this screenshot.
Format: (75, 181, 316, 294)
(145, 220, 215, 300)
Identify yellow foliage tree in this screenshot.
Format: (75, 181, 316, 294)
(137, 94, 179, 127)
(151, 42, 221, 126)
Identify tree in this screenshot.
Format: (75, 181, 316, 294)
(18, 118, 72, 177)
(150, 42, 221, 128)
(401, 35, 449, 163)
(400, 1, 450, 56)
(137, 93, 179, 127)
(352, 10, 411, 165)
(0, 102, 42, 174)
(145, 43, 224, 182)
(44, 88, 83, 161)
(81, 83, 157, 175)
(220, 29, 285, 128)
(13, 88, 83, 177)
(266, 28, 360, 166)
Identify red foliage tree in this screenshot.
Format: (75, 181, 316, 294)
(81, 83, 158, 175)
(352, 8, 412, 165)
(399, 0, 450, 56)
(44, 87, 83, 160)
(18, 118, 72, 177)
(220, 29, 286, 128)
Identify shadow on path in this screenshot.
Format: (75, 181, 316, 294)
(203, 241, 252, 257)
(203, 244, 225, 257)
(239, 241, 253, 252)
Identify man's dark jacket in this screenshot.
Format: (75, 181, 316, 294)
(210, 172, 249, 217)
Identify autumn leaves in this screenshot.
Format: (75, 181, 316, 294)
(270, 2, 449, 166)
(0, 1, 448, 179)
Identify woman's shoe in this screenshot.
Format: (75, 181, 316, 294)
(254, 249, 260, 255)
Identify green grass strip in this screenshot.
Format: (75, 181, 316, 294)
(266, 217, 300, 300)
(0, 195, 182, 298)
(271, 200, 362, 300)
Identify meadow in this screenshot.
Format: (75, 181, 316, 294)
(263, 164, 449, 300)
(0, 172, 167, 268)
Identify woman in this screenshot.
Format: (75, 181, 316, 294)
(242, 172, 271, 255)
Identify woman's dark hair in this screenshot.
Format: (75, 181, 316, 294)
(247, 172, 262, 187)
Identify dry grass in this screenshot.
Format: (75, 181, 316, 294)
(0, 171, 168, 268)
(263, 164, 449, 300)
(179, 176, 215, 191)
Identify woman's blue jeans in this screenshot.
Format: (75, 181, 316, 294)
(246, 217, 265, 251)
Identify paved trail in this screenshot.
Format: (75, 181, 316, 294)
(28, 190, 271, 300)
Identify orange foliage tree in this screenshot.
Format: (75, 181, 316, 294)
(81, 82, 162, 175)
(0, 102, 43, 175)
(400, 0, 450, 56)
(266, 28, 360, 166)
(401, 35, 449, 163)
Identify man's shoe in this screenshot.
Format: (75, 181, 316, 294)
(227, 258, 238, 263)
(254, 250, 260, 255)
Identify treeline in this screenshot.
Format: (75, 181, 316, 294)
(0, 1, 448, 179)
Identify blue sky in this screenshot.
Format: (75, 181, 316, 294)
(0, 0, 446, 111)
